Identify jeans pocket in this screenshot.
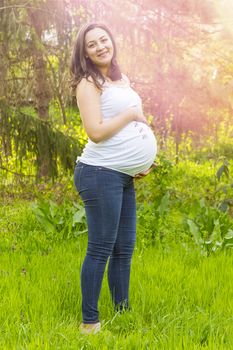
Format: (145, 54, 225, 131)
(74, 164, 84, 193)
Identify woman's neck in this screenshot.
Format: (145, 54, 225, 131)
(98, 66, 110, 79)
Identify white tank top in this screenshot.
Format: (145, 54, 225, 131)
(77, 78, 157, 176)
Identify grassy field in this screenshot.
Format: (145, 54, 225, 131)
(0, 202, 233, 349)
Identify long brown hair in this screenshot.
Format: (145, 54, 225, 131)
(70, 22, 122, 93)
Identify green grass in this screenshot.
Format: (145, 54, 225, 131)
(1, 153, 233, 349)
(0, 204, 233, 349)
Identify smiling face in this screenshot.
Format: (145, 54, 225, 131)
(84, 27, 114, 71)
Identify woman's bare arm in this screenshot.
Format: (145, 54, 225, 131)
(76, 78, 147, 143)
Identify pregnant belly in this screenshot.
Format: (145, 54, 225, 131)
(111, 121, 157, 166)
(79, 122, 157, 176)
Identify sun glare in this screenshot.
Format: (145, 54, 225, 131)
(216, 0, 233, 33)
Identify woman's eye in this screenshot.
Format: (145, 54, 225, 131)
(100, 38, 108, 44)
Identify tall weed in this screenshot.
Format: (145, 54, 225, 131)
(31, 200, 87, 242)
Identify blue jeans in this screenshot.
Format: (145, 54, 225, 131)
(74, 162, 136, 324)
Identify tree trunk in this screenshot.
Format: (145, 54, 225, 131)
(0, 0, 12, 158)
(33, 56, 51, 121)
(27, 7, 52, 179)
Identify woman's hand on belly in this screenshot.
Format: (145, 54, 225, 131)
(134, 162, 157, 179)
(127, 106, 148, 125)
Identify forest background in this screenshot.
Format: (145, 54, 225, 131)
(0, 0, 233, 349)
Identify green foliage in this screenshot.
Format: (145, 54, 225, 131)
(215, 161, 233, 214)
(31, 200, 87, 242)
(183, 161, 233, 254)
(0, 103, 82, 179)
(136, 154, 174, 203)
(186, 199, 233, 255)
(216, 160, 229, 181)
(136, 155, 177, 249)
(136, 153, 233, 254)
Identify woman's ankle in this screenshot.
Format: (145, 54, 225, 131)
(81, 322, 100, 326)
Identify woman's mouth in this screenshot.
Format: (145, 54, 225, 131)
(97, 51, 109, 58)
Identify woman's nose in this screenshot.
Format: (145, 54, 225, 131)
(97, 42, 105, 51)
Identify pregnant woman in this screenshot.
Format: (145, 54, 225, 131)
(70, 22, 157, 334)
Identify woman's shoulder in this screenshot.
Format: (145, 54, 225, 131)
(76, 76, 100, 95)
(76, 77, 101, 107)
(77, 76, 94, 88)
